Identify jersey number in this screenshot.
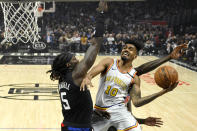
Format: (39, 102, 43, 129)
(105, 85, 118, 96)
(60, 92, 71, 110)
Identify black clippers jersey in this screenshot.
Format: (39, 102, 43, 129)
(58, 72, 93, 128)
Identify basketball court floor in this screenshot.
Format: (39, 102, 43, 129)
(0, 55, 196, 131)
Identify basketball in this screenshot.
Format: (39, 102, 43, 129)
(154, 66, 178, 89)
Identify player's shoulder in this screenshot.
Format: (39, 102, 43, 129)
(101, 57, 114, 63)
(100, 57, 114, 67)
(96, 58, 113, 73)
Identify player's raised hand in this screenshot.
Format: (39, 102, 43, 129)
(96, 0, 108, 13)
(170, 44, 188, 59)
(144, 117, 163, 127)
(80, 77, 94, 91)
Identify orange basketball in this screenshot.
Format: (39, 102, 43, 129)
(154, 66, 178, 89)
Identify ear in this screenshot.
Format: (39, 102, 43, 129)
(66, 63, 71, 67)
(134, 55, 137, 59)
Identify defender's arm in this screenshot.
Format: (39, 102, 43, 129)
(136, 44, 187, 76)
(72, 1, 108, 86)
(135, 55, 171, 76)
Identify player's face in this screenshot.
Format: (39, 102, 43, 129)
(121, 44, 137, 62)
(66, 56, 79, 69)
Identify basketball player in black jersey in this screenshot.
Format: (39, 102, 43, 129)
(47, 1, 108, 131)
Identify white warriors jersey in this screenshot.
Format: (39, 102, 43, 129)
(94, 59, 137, 110)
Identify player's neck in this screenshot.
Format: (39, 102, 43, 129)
(119, 59, 133, 70)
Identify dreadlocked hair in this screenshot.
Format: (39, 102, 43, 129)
(47, 53, 74, 81)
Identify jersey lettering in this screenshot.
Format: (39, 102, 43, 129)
(105, 85, 118, 97)
(60, 92, 71, 110)
(59, 82, 70, 90)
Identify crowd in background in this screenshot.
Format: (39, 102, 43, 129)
(0, 0, 197, 66)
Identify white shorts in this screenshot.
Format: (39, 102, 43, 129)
(92, 104, 141, 131)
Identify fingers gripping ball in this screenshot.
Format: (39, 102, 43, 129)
(154, 66, 178, 89)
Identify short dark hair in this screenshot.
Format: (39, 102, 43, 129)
(125, 39, 144, 51)
(47, 52, 74, 80)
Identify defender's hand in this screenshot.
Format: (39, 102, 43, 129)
(96, 1, 108, 12)
(94, 109, 111, 119)
(80, 77, 93, 91)
(144, 117, 163, 127)
(170, 44, 188, 59)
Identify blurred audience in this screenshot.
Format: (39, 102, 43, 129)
(0, 0, 196, 66)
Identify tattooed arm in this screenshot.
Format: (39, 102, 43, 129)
(73, 38, 103, 86)
(130, 75, 178, 107)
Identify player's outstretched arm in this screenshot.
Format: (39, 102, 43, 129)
(135, 44, 187, 76)
(80, 57, 113, 91)
(72, 1, 108, 86)
(130, 75, 178, 107)
(87, 57, 113, 79)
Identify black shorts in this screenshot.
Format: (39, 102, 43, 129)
(61, 123, 92, 131)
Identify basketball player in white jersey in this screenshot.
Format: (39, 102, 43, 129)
(81, 40, 187, 131)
